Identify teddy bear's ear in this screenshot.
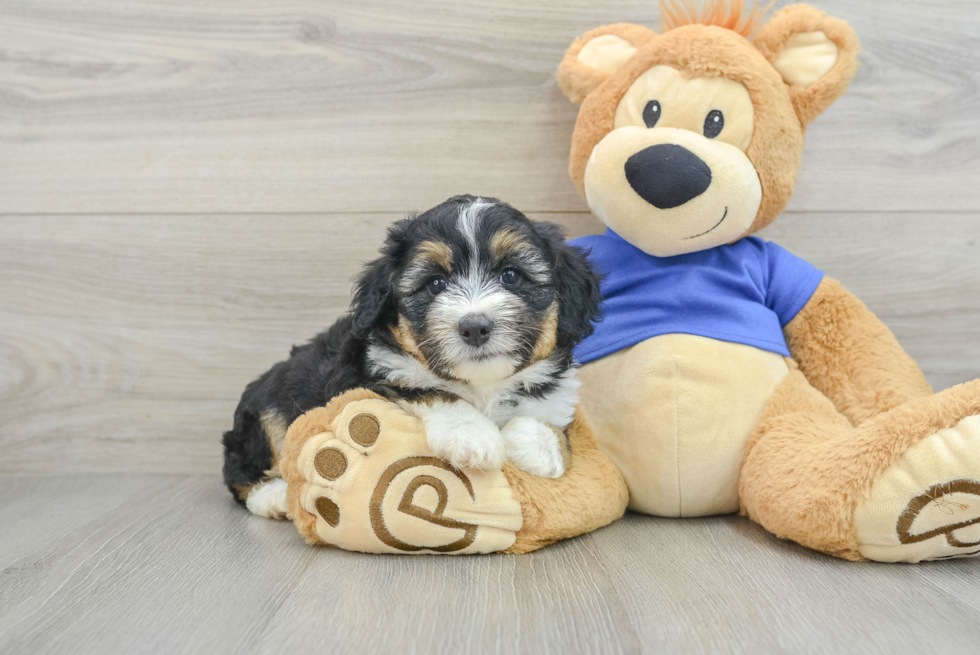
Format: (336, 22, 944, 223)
(752, 4, 860, 126)
(557, 23, 657, 104)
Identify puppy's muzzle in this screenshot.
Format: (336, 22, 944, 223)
(624, 144, 712, 209)
(457, 314, 494, 348)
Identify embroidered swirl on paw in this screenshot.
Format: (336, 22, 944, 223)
(369, 457, 478, 552)
(897, 479, 980, 548)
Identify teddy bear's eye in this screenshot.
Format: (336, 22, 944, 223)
(703, 110, 724, 138)
(642, 100, 662, 128)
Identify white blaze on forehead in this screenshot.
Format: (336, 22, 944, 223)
(448, 199, 524, 353)
(457, 199, 494, 294)
(456, 198, 551, 284)
(457, 198, 492, 253)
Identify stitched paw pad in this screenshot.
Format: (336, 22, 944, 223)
(855, 415, 980, 562)
(290, 398, 523, 554)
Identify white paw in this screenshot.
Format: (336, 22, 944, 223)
(246, 477, 288, 519)
(420, 401, 506, 470)
(501, 417, 566, 479)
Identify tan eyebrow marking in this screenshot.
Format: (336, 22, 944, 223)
(489, 229, 530, 262)
(412, 240, 453, 272)
(491, 228, 551, 283)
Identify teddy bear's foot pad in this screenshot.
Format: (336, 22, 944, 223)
(290, 398, 523, 554)
(855, 415, 980, 563)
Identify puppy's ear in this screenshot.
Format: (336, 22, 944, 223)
(557, 23, 657, 104)
(533, 222, 603, 347)
(350, 219, 411, 338)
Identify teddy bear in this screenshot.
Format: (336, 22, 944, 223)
(556, 0, 980, 562)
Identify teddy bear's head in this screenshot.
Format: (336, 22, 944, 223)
(557, 1, 859, 257)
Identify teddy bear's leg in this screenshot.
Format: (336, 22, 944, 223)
(785, 278, 935, 426)
(279, 390, 627, 554)
(740, 366, 980, 562)
(501, 412, 629, 554)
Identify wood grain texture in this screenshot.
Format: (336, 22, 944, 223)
(1, 211, 978, 476)
(1, 0, 979, 214)
(0, 475, 978, 655)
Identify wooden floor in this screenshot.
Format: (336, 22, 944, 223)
(2, 475, 979, 655)
(1, 0, 979, 653)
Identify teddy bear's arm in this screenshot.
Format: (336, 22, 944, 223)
(783, 277, 933, 426)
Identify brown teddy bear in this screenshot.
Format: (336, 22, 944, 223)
(558, 0, 980, 562)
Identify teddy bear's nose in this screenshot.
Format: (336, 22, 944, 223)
(624, 144, 712, 209)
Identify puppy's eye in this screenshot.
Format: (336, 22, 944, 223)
(499, 268, 521, 286)
(426, 275, 448, 295)
(642, 100, 661, 128)
(704, 110, 724, 138)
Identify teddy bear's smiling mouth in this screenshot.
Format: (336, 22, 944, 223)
(684, 207, 728, 240)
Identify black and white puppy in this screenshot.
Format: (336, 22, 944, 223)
(222, 195, 602, 518)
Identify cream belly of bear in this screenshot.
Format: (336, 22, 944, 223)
(577, 334, 788, 517)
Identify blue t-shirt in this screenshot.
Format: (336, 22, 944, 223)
(570, 230, 824, 363)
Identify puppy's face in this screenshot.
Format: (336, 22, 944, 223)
(398, 201, 559, 383)
(353, 196, 601, 384)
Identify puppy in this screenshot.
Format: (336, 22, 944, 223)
(222, 195, 602, 518)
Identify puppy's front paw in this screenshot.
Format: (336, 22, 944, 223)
(430, 431, 506, 471)
(421, 402, 506, 471)
(501, 417, 567, 479)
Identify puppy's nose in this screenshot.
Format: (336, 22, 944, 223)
(458, 314, 494, 347)
(624, 144, 712, 209)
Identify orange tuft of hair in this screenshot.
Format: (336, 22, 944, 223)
(659, 0, 774, 37)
